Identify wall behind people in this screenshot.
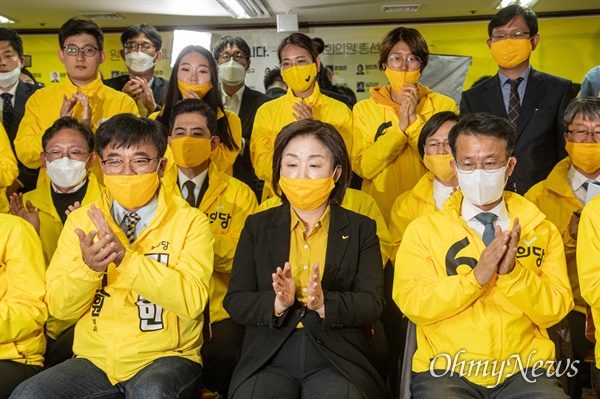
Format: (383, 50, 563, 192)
(19, 15, 598, 102)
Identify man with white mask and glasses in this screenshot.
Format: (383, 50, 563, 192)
(394, 112, 573, 398)
(104, 24, 168, 117)
(212, 36, 268, 200)
(0, 27, 40, 194)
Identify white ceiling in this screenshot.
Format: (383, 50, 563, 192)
(1, 0, 598, 31)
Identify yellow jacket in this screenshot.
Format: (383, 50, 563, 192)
(577, 196, 600, 366)
(0, 125, 18, 213)
(394, 191, 573, 386)
(525, 157, 585, 313)
(257, 188, 392, 265)
(389, 171, 439, 263)
(0, 214, 47, 366)
(14, 73, 138, 173)
(151, 109, 242, 175)
(352, 85, 456, 223)
(250, 83, 353, 201)
(46, 185, 214, 384)
(163, 162, 257, 323)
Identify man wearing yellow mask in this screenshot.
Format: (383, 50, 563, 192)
(461, 5, 575, 195)
(525, 97, 600, 398)
(12, 114, 214, 399)
(162, 98, 257, 398)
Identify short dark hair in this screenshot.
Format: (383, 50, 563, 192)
(121, 24, 162, 51)
(378, 27, 429, 72)
(488, 5, 538, 37)
(0, 27, 23, 58)
(42, 117, 94, 153)
(563, 97, 600, 129)
(418, 112, 460, 158)
(212, 36, 251, 61)
(278, 33, 319, 63)
(158, 45, 238, 151)
(263, 67, 284, 90)
(95, 114, 167, 158)
(448, 113, 515, 159)
(272, 120, 351, 206)
(20, 68, 37, 85)
(169, 98, 217, 137)
(59, 18, 104, 51)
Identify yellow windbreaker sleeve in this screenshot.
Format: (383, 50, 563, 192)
(250, 102, 276, 184)
(393, 217, 485, 326)
(211, 110, 242, 174)
(577, 196, 600, 310)
(0, 215, 47, 345)
(0, 125, 18, 213)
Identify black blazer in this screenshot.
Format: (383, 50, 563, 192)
(460, 68, 575, 194)
(9, 81, 40, 192)
(103, 75, 169, 109)
(232, 86, 269, 199)
(224, 203, 387, 399)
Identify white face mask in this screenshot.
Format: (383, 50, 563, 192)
(46, 157, 88, 188)
(125, 52, 156, 73)
(0, 67, 21, 88)
(218, 60, 246, 86)
(457, 167, 507, 206)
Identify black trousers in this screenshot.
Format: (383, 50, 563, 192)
(0, 360, 43, 399)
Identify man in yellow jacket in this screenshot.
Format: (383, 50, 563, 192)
(11, 114, 214, 399)
(161, 98, 256, 397)
(577, 196, 600, 398)
(394, 113, 573, 398)
(13, 18, 138, 181)
(0, 214, 47, 398)
(0, 124, 18, 213)
(525, 96, 600, 395)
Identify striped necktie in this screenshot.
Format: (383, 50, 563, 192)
(125, 212, 141, 246)
(507, 78, 524, 128)
(475, 212, 498, 246)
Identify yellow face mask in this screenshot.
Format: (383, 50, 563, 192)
(384, 68, 421, 95)
(566, 141, 600, 174)
(177, 80, 212, 99)
(279, 175, 335, 211)
(170, 136, 212, 168)
(423, 153, 455, 181)
(281, 64, 317, 94)
(104, 172, 159, 209)
(489, 39, 532, 69)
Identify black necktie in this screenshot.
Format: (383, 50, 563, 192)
(184, 180, 196, 207)
(507, 78, 524, 128)
(475, 212, 498, 246)
(1, 93, 13, 132)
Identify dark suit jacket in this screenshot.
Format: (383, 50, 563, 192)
(103, 74, 168, 109)
(232, 86, 269, 200)
(224, 204, 387, 399)
(8, 81, 40, 192)
(460, 68, 575, 194)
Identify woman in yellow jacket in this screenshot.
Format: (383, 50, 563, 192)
(353, 27, 456, 224)
(153, 45, 241, 174)
(250, 33, 353, 202)
(389, 111, 459, 262)
(0, 214, 47, 399)
(0, 124, 18, 214)
(577, 196, 600, 398)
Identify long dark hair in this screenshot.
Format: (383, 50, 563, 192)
(158, 45, 237, 151)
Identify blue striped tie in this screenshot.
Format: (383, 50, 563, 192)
(475, 212, 497, 246)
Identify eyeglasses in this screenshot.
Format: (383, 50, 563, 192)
(124, 42, 156, 54)
(63, 44, 100, 57)
(456, 159, 508, 174)
(101, 157, 160, 174)
(490, 31, 531, 41)
(218, 51, 247, 63)
(280, 58, 311, 70)
(45, 150, 89, 162)
(567, 129, 600, 141)
(387, 54, 422, 70)
(425, 140, 451, 152)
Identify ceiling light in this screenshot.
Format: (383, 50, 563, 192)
(497, 0, 538, 9)
(216, 0, 270, 19)
(381, 5, 421, 13)
(0, 14, 15, 24)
